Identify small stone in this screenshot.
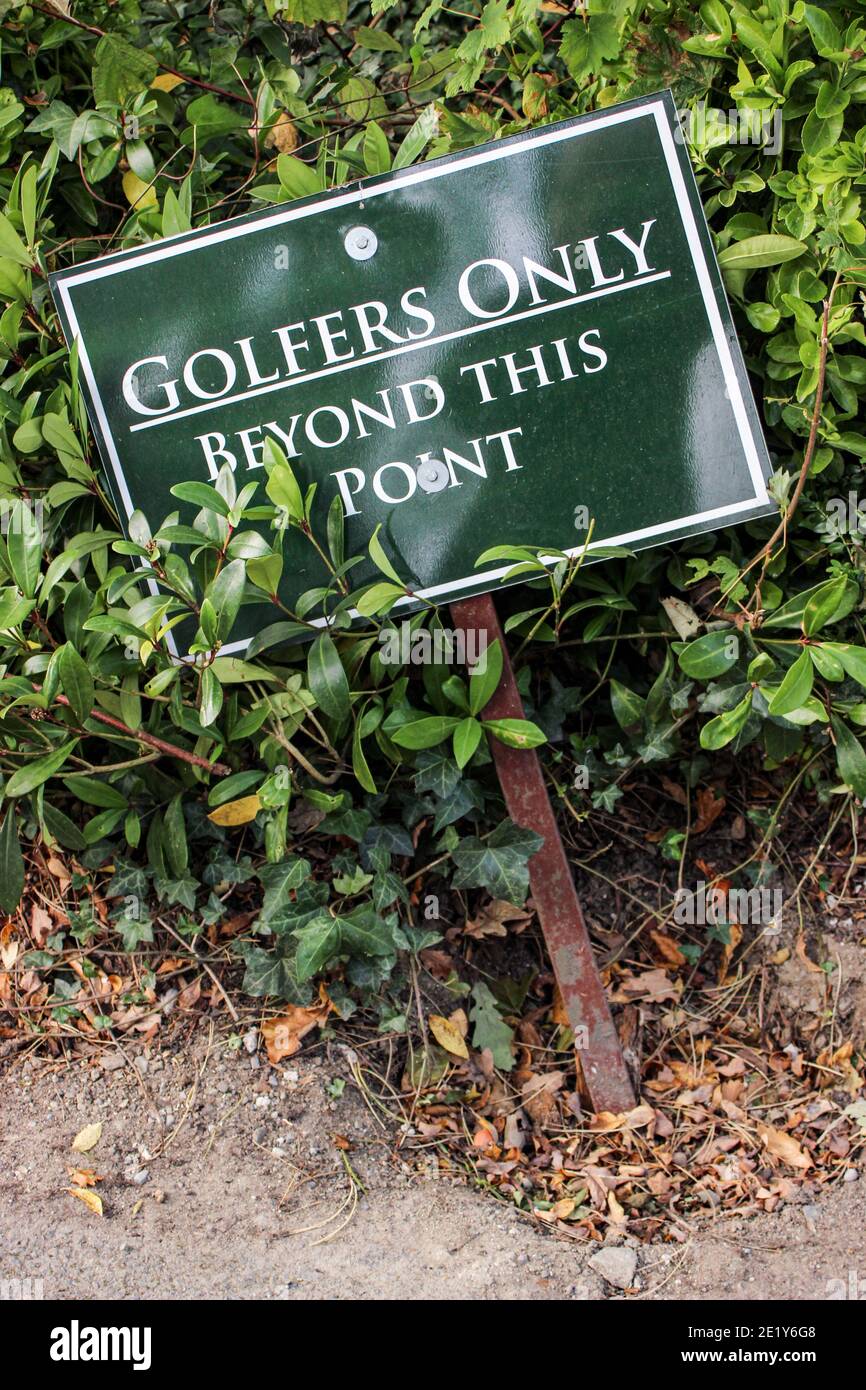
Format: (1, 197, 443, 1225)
(253, 1126, 268, 1144)
(844, 1167, 859, 1182)
(130, 1168, 150, 1185)
(802, 1204, 821, 1223)
(254, 1095, 271, 1110)
(243, 1029, 258, 1055)
(103, 1053, 125, 1072)
(133, 1056, 149, 1076)
(588, 1246, 638, 1290)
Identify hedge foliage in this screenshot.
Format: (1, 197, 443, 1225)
(1, 0, 865, 1024)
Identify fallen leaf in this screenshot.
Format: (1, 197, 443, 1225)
(30, 904, 53, 945)
(72, 1122, 102, 1153)
(68, 1187, 104, 1216)
(756, 1121, 811, 1170)
(67, 1167, 102, 1187)
(261, 997, 330, 1063)
(694, 786, 726, 834)
(429, 1013, 469, 1059)
(464, 899, 531, 939)
(650, 930, 685, 968)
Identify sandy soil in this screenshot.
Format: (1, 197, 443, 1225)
(2, 1034, 864, 1302)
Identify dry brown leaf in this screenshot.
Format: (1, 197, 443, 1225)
(71, 1122, 102, 1153)
(464, 899, 531, 940)
(694, 786, 726, 834)
(756, 1121, 811, 1170)
(207, 794, 262, 827)
(261, 996, 330, 1063)
(68, 1187, 104, 1216)
(429, 1013, 469, 1059)
(30, 904, 53, 946)
(650, 930, 686, 968)
(265, 112, 299, 153)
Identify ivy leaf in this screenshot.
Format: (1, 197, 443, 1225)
(234, 939, 309, 1003)
(469, 981, 514, 1070)
(339, 904, 395, 958)
(294, 911, 342, 981)
(258, 857, 313, 933)
(92, 35, 158, 106)
(451, 820, 543, 902)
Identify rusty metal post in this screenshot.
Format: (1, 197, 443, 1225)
(450, 592, 636, 1114)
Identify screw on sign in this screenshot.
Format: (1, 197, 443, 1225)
(50, 93, 775, 1113)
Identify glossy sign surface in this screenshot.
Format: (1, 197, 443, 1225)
(51, 91, 774, 653)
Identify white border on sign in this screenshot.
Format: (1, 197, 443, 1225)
(54, 98, 772, 658)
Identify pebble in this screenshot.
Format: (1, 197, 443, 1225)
(130, 1169, 150, 1185)
(133, 1056, 148, 1076)
(243, 1030, 258, 1055)
(844, 1167, 859, 1182)
(588, 1246, 638, 1290)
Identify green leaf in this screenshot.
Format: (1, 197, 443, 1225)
(276, 154, 324, 199)
(208, 559, 246, 641)
(800, 3, 843, 57)
(821, 644, 866, 689)
(0, 211, 32, 269)
(199, 664, 223, 725)
(391, 715, 461, 749)
(609, 678, 646, 729)
(41, 801, 87, 852)
(307, 632, 351, 722)
(392, 103, 439, 170)
(762, 578, 859, 630)
(803, 574, 850, 636)
(0, 809, 24, 913)
(63, 774, 128, 809)
(483, 718, 547, 749)
(259, 857, 313, 933)
(163, 795, 188, 877)
(57, 643, 94, 724)
(92, 34, 158, 106)
(263, 438, 304, 519)
(768, 649, 814, 716)
(170, 481, 231, 517)
(717, 235, 806, 271)
(470, 981, 514, 1070)
(832, 718, 866, 799)
(699, 692, 753, 750)
(368, 524, 403, 583)
(451, 820, 542, 902)
(677, 629, 739, 678)
(6, 499, 42, 597)
(468, 638, 503, 715)
(363, 120, 392, 174)
(352, 713, 377, 794)
(7, 739, 78, 797)
(453, 716, 482, 768)
(294, 911, 342, 981)
(354, 581, 405, 617)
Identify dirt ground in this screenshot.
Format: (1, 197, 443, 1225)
(2, 1032, 863, 1302)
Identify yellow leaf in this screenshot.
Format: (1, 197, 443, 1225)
(264, 112, 299, 153)
(71, 1121, 102, 1153)
(429, 1013, 469, 1059)
(151, 72, 184, 91)
(207, 794, 262, 827)
(68, 1187, 103, 1216)
(122, 171, 157, 210)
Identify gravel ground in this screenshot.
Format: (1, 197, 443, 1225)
(2, 1035, 864, 1302)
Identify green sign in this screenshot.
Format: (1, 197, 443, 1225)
(51, 90, 773, 655)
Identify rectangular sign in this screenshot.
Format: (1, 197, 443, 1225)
(51, 90, 774, 654)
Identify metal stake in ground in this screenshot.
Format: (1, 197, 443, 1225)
(450, 593, 636, 1115)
